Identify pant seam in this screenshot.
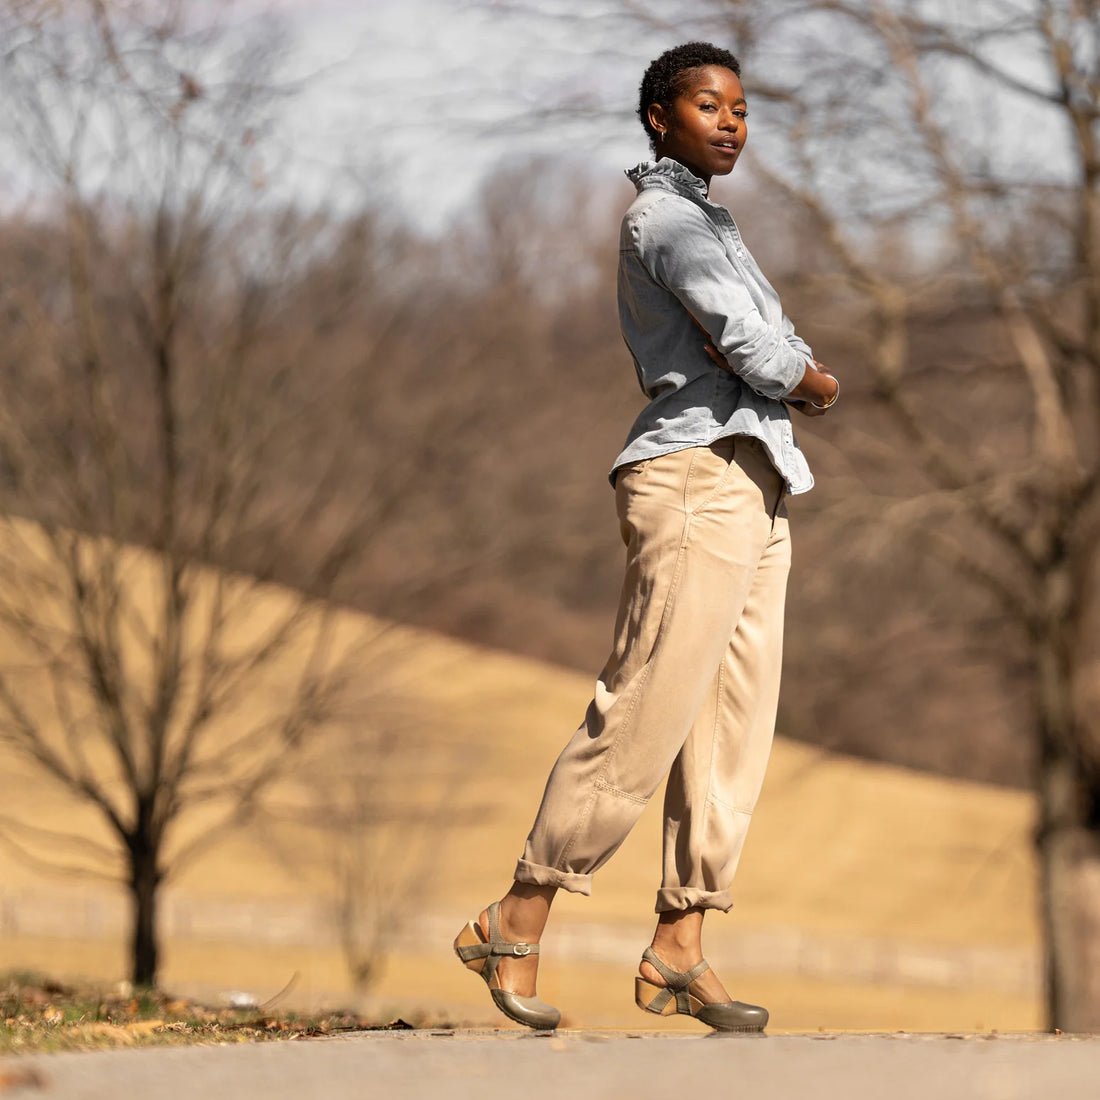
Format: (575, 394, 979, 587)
(599, 528, 690, 783)
(704, 641, 727, 805)
(594, 777, 649, 805)
(557, 513, 691, 870)
(706, 791, 754, 815)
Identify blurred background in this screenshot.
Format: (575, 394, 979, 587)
(0, 0, 1097, 1033)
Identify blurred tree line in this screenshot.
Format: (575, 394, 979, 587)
(1, 0, 1098, 1030)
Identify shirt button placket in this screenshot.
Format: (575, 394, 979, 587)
(729, 218, 746, 259)
(723, 215, 746, 259)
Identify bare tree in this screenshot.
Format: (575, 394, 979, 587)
(0, 0, 432, 987)
(255, 713, 482, 995)
(733, 0, 1100, 1034)
(0, 0, 632, 991)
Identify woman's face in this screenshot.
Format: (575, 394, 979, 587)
(648, 65, 748, 184)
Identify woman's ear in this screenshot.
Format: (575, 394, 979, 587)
(647, 103, 667, 140)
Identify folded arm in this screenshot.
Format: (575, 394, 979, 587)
(633, 199, 838, 410)
(632, 200, 805, 400)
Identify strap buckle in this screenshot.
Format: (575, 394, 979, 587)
(510, 943, 532, 957)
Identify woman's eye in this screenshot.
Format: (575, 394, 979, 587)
(700, 103, 717, 111)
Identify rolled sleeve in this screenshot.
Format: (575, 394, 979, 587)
(782, 311, 814, 368)
(631, 199, 806, 400)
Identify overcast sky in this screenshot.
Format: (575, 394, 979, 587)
(0, 2, 1071, 234)
(260, 0, 1073, 234)
(0, 0, 752, 229)
(267, 0, 686, 228)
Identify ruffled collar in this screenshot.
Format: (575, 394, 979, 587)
(625, 157, 710, 199)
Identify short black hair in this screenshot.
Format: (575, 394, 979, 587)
(638, 42, 742, 151)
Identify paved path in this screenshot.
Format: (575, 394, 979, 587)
(3, 1030, 1099, 1100)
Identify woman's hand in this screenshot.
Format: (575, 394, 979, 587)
(703, 339, 728, 372)
(785, 359, 838, 415)
(784, 396, 829, 417)
(702, 342, 839, 416)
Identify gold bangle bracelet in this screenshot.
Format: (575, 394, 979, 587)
(810, 376, 839, 409)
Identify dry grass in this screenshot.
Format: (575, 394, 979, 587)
(0, 971, 416, 1055)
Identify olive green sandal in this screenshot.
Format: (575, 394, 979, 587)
(635, 946, 768, 1032)
(454, 901, 561, 1031)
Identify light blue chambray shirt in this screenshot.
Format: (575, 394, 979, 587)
(612, 158, 814, 495)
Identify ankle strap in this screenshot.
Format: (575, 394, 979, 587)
(642, 946, 710, 990)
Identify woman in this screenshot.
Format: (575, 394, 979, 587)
(455, 41, 839, 1033)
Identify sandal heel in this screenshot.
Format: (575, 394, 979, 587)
(454, 921, 488, 976)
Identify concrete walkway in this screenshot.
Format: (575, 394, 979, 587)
(3, 1030, 1100, 1100)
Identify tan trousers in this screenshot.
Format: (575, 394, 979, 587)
(515, 435, 791, 912)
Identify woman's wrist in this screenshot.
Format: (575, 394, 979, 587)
(810, 374, 839, 409)
(791, 362, 839, 407)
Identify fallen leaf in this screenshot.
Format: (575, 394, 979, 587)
(126, 1020, 165, 1037)
(0, 1068, 46, 1092)
(79, 1023, 134, 1045)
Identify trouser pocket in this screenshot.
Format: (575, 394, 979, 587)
(684, 437, 736, 513)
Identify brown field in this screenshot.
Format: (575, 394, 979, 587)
(0, 527, 1042, 1032)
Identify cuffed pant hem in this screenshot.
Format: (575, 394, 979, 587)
(514, 858, 593, 896)
(655, 887, 733, 913)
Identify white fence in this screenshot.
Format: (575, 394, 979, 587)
(0, 888, 337, 949)
(0, 888, 1040, 997)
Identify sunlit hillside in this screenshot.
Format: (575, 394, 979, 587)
(0, 525, 1041, 1032)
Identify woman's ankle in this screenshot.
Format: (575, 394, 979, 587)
(651, 907, 705, 958)
(492, 883, 557, 942)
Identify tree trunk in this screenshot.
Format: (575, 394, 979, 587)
(127, 834, 162, 988)
(1034, 608, 1100, 1031)
(1039, 814, 1100, 1031)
